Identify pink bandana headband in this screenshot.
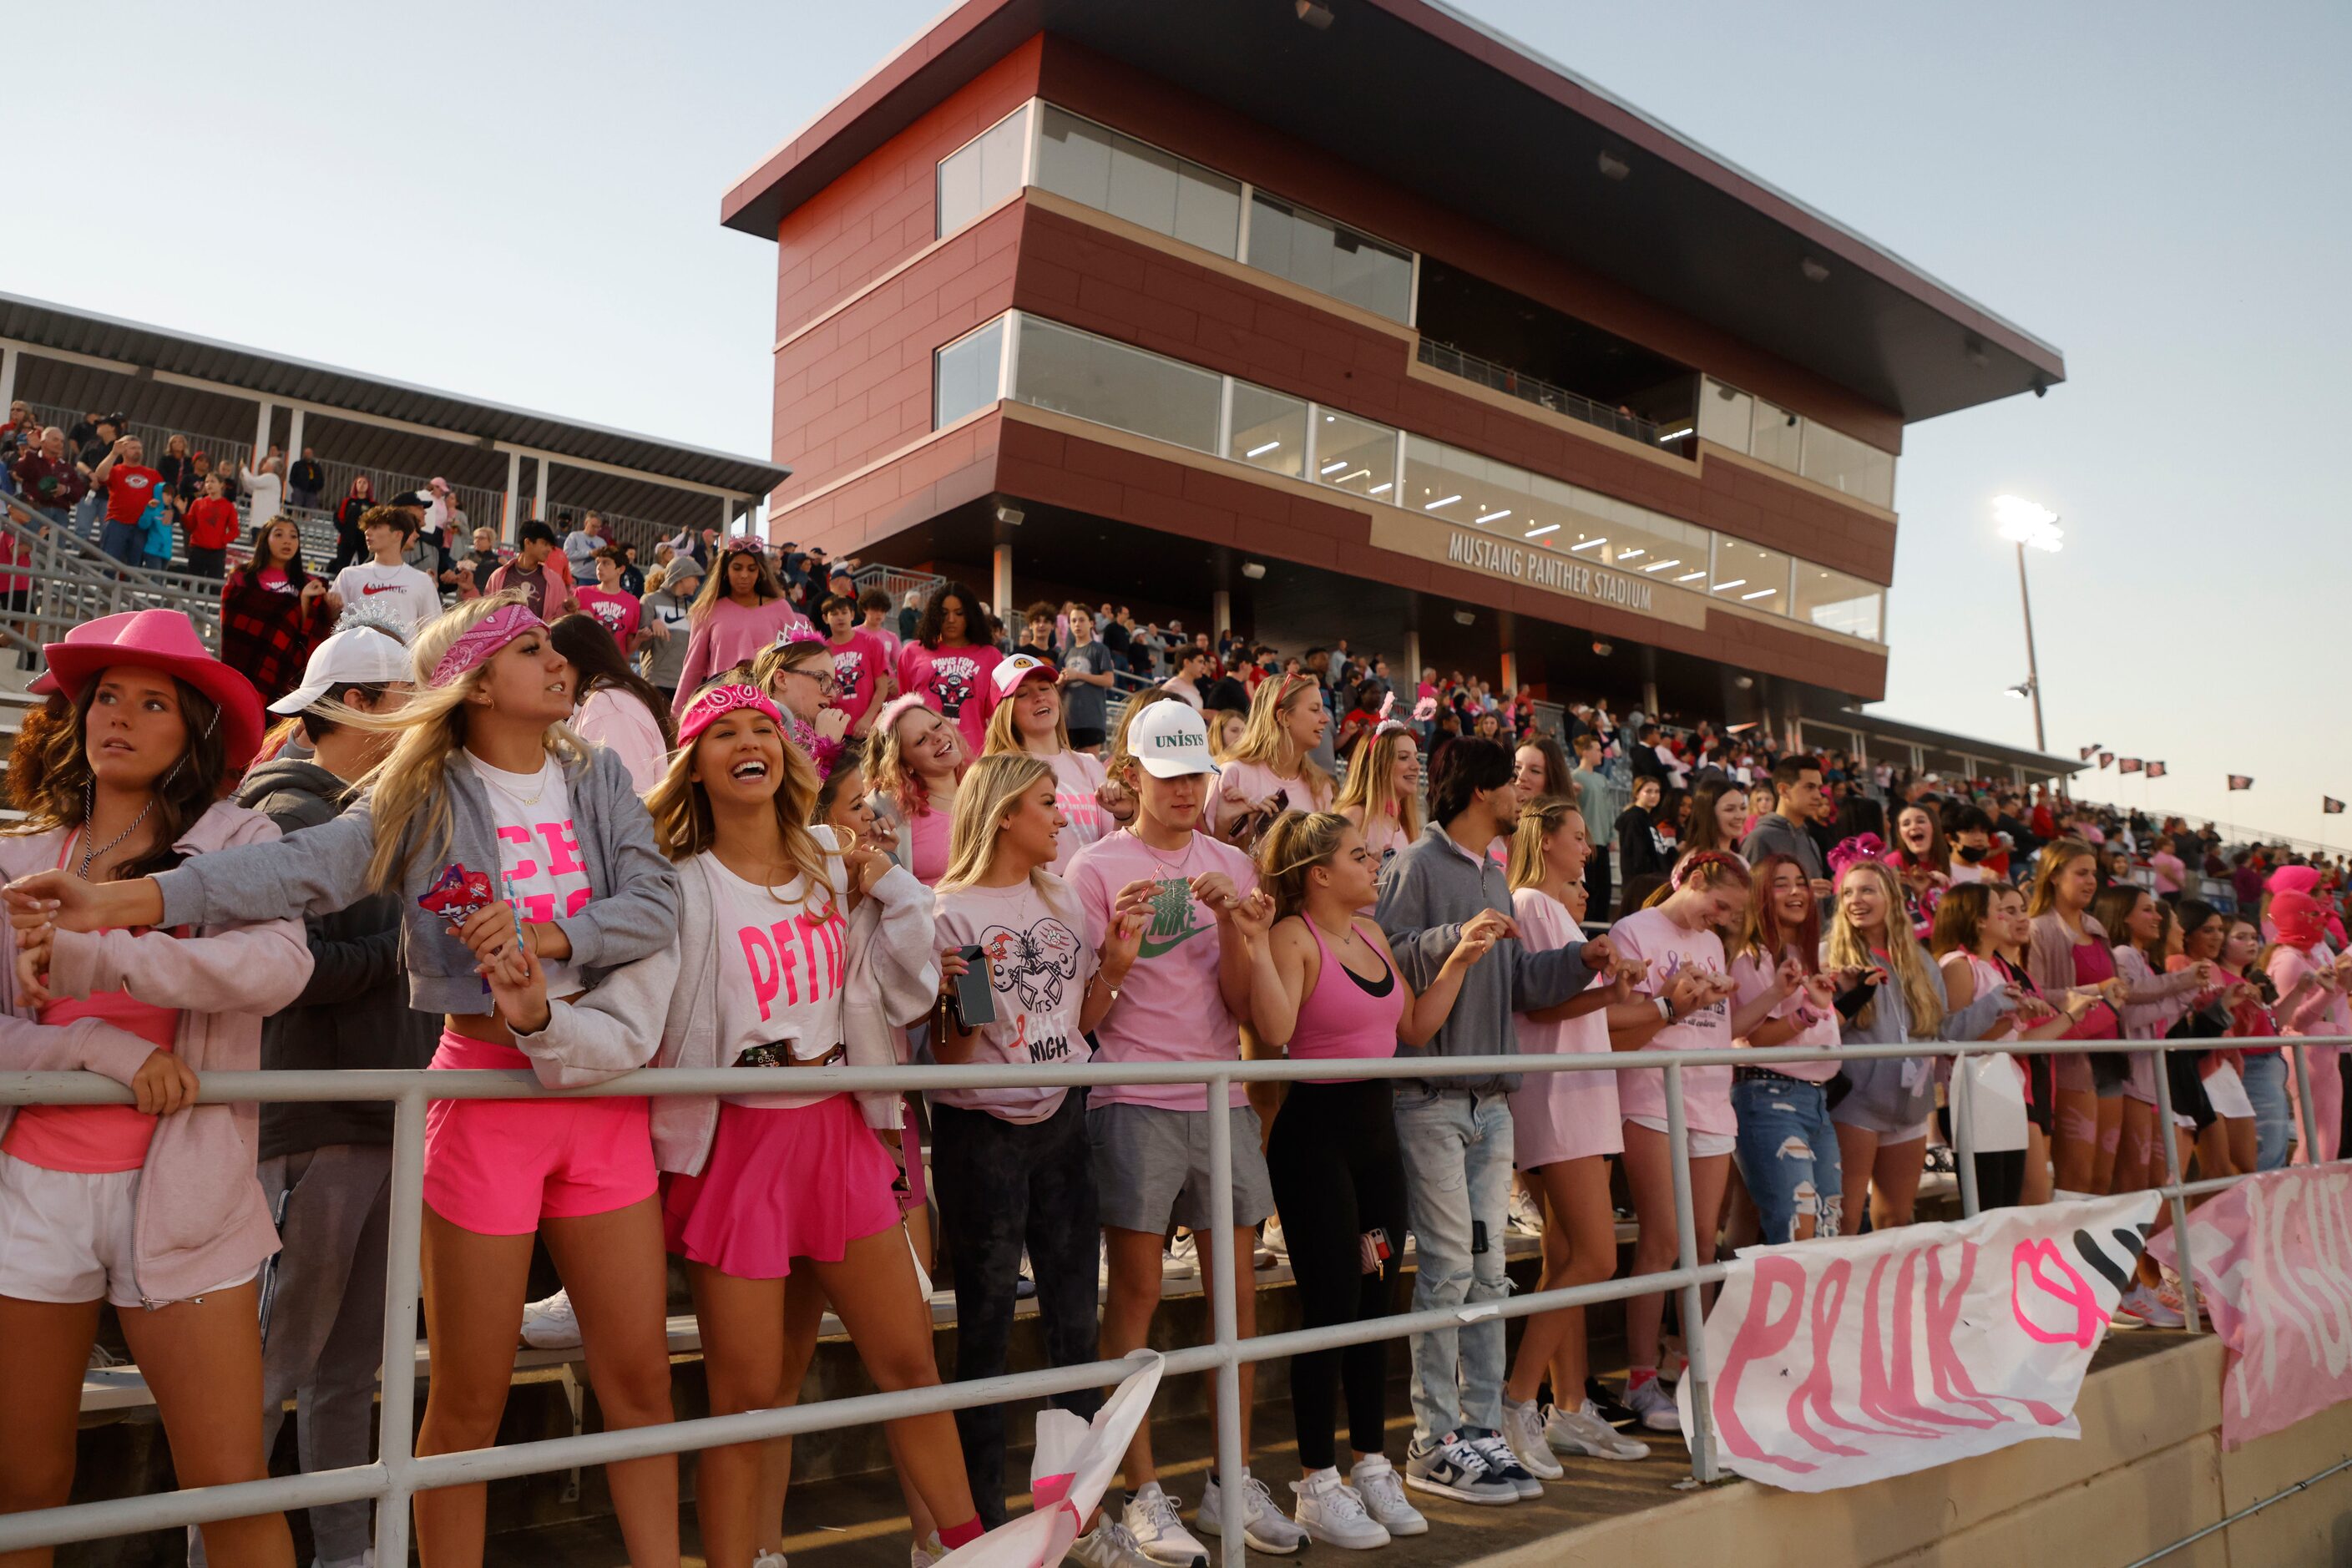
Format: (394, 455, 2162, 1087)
(431, 604, 544, 687)
(677, 682, 785, 747)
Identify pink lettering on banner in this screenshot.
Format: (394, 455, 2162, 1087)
(2152, 1166, 2352, 1448)
(1689, 1192, 2158, 1491)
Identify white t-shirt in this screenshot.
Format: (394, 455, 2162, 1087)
(930, 876, 1094, 1125)
(332, 560, 442, 634)
(1044, 748, 1110, 876)
(240, 466, 284, 520)
(470, 753, 593, 998)
(705, 842, 852, 1110)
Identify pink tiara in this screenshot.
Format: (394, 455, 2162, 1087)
(677, 683, 783, 747)
(430, 604, 544, 687)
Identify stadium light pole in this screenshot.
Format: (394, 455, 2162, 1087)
(1993, 495, 2063, 752)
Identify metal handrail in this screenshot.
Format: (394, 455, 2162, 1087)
(0, 1028, 2335, 1560)
(1415, 339, 1673, 448)
(0, 492, 227, 659)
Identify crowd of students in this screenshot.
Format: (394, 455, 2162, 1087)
(2, 536, 2349, 1568)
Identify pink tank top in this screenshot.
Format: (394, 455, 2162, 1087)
(2, 836, 185, 1173)
(1287, 917, 1405, 1083)
(2066, 938, 2122, 1040)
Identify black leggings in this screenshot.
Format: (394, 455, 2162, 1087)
(1266, 1079, 1409, 1471)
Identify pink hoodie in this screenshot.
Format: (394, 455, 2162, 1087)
(0, 803, 312, 1305)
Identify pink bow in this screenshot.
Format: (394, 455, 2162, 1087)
(1827, 832, 1889, 880)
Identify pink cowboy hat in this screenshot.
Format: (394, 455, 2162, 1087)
(43, 609, 266, 770)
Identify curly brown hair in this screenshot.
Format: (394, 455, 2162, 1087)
(3, 676, 230, 880)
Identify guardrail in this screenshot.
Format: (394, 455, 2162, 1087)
(0, 490, 228, 657)
(1414, 340, 1675, 449)
(0, 1029, 2334, 1563)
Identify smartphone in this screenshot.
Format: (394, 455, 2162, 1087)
(952, 943, 996, 1029)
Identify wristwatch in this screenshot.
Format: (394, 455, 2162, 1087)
(1653, 995, 1676, 1023)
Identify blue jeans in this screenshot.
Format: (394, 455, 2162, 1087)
(1393, 1087, 1514, 1442)
(1732, 1075, 1844, 1242)
(2243, 1053, 2293, 1171)
(99, 520, 141, 564)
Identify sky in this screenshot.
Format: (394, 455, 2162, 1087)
(10, 1, 2348, 845)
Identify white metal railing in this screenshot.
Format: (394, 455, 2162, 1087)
(0, 1029, 2335, 1562)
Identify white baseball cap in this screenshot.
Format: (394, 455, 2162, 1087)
(992, 653, 1055, 699)
(268, 626, 413, 714)
(1130, 699, 1216, 777)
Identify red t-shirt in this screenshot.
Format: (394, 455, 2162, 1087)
(184, 495, 242, 551)
(103, 465, 164, 525)
(574, 586, 641, 645)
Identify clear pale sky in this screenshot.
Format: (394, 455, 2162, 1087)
(10, 1, 2346, 845)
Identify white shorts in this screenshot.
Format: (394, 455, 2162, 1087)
(0, 1151, 255, 1308)
(1626, 1115, 1737, 1159)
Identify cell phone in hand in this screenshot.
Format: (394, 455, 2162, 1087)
(952, 943, 996, 1029)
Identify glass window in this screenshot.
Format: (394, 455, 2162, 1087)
(1748, 397, 1803, 473)
(1404, 436, 1711, 574)
(1246, 193, 1413, 321)
(1697, 377, 1753, 452)
(1711, 537, 1789, 614)
(1312, 409, 1395, 498)
(1035, 106, 1240, 258)
(1227, 384, 1307, 478)
(933, 316, 1007, 427)
(1798, 421, 1897, 508)
(1792, 564, 1884, 641)
(1011, 317, 1221, 453)
(936, 105, 1030, 238)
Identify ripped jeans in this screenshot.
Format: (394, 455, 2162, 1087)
(1732, 1072, 1844, 1243)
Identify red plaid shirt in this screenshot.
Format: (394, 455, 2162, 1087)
(220, 569, 325, 706)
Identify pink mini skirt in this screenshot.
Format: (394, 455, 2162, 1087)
(661, 1095, 902, 1279)
(423, 1030, 655, 1236)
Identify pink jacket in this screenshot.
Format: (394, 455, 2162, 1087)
(0, 804, 312, 1305)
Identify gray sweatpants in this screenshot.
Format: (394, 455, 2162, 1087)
(189, 1144, 392, 1568)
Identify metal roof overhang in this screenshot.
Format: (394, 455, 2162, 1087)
(723, 0, 2065, 423)
(1806, 705, 2085, 778)
(0, 291, 790, 503)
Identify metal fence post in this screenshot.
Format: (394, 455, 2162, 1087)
(373, 1085, 429, 1566)
(1951, 1044, 1980, 1220)
(1204, 1070, 1247, 1565)
(1661, 1063, 1718, 1482)
(2291, 1044, 2327, 1168)
(2150, 1046, 2203, 1333)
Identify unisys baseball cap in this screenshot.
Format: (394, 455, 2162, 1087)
(1129, 699, 1216, 778)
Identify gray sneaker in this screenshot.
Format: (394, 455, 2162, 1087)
(1068, 1519, 1161, 1568)
(1545, 1399, 1651, 1461)
(1404, 1431, 1519, 1505)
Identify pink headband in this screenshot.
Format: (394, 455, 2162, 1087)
(431, 604, 544, 687)
(1670, 848, 1748, 890)
(1827, 832, 1889, 881)
(1372, 689, 1413, 740)
(677, 683, 784, 747)
(873, 691, 929, 739)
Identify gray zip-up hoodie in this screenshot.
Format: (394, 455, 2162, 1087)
(154, 741, 679, 1018)
(1836, 962, 2016, 1131)
(1374, 822, 1598, 1095)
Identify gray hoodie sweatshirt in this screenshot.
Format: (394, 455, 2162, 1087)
(1374, 822, 1599, 1095)
(155, 742, 678, 1018)
(235, 755, 442, 1158)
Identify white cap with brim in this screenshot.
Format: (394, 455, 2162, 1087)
(1131, 699, 1216, 777)
(269, 626, 414, 714)
(992, 653, 1055, 700)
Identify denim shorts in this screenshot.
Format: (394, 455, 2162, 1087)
(1732, 1072, 1844, 1242)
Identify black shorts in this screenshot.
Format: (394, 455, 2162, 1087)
(1066, 726, 1106, 752)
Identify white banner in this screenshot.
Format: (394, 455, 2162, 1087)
(1682, 1191, 2162, 1490)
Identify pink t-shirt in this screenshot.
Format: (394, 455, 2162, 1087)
(2149, 852, 2185, 895)
(1066, 831, 1257, 1112)
(1211, 759, 1333, 837)
(1608, 905, 1735, 1136)
(575, 586, 641, 645)
(1507, 888, 1621, 1166)
(898, 641, 1004, 756)
(673, 598, 817, 711)
(930, 877, 1094, 1125)
(1729, 949, 1841, 1083)
(826, 629, 889, 726)
(1044, 749, 1110, 877)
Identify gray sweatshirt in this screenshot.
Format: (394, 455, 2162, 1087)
(1835, 961, 2016, 1132)
(156, 742, 679, 1016)
(1374, 822, 1598, 1095)
(1738, 812, 1827, 881)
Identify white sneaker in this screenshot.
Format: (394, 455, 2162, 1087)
(1507, 1186, 1545, 1237)
(1198, 1470, 1307, 1555)
(2116, 1282, 2185, 1330)
(519, 1287, 582, 1350)
(1289, 1467, 1389, 1550)
(1260, 1217, 1291, 1258)
(1069, 1519, 1160, 1568)
(752, 1553, 787, 1568)
(1163, 1233, 1199, 1280)
(1122, 1480, 1208, 1567)
(1349, 1454, 1428, 1535)
(909, 1535, 944, 1568)
(1500, 1396, 1566, 1480)
(1626, 1376, 1682, 1433)
(1545, 1399, 1651, 1461)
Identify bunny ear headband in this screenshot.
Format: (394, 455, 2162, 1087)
(1373, 689, 1413, 739)
(1827, 832, 1889, 881)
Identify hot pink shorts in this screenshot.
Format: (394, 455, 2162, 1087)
(423, 1030, 656, 1236)
(661, 1095, 901, 1279)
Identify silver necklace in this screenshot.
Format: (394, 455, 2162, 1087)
(77, 779, 154, 882)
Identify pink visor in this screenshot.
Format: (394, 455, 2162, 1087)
(677, 683, 785, 747)
(431, 604, 544, 687)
